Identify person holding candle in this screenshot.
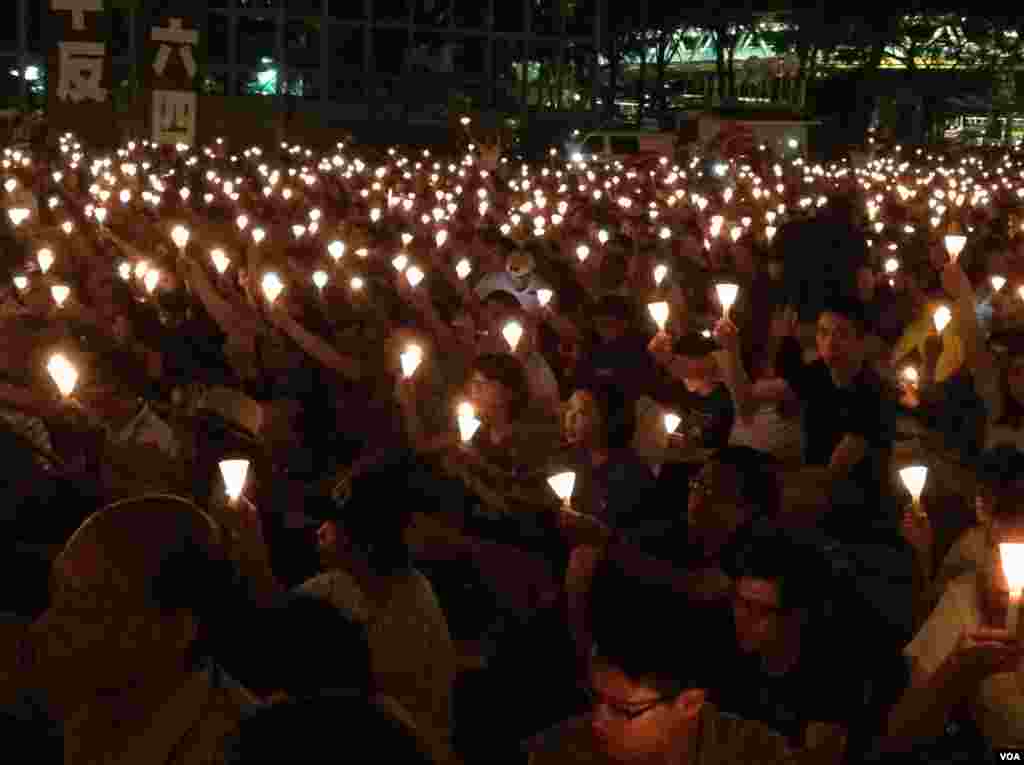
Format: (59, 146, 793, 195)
(881, 475, 1024, 753)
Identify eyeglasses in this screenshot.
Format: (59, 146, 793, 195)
(583, 687, 673, 721)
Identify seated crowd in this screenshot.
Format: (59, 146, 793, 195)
(0, 132, 1022, 764)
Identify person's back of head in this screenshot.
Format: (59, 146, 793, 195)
(227, 693, 436, 764)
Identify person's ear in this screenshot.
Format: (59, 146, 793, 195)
(675, 688, 705, 722)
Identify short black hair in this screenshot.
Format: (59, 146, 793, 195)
(588, 556, 720, 696)
(819, 295, 868, 334)
(470, 353, 531, 418)
(724, 526, 822, 611)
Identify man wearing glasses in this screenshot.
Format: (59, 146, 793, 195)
(526, 568, 797, 764)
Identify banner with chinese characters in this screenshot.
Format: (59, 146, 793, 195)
(46, 0, 114, 145)
(144, 1, 203, 147)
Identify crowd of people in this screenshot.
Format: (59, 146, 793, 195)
(0, 129, 1022, 763)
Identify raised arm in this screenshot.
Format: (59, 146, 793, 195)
(268, 306, 363, 382)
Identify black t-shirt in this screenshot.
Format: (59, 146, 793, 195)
(776, 336, 898, 539)
(710, 621, 867, 746)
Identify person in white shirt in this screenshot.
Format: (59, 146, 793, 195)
(474, 250, 551, 312)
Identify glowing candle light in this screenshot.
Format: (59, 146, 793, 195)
(8, 207, 31, 226)
(999, 543, 1024, 633)
(119, 189, 131, 204)
(143, 269, 160, 294)
(597, 229, 609, 245)
(171, 225, 190, 252)
(456, 258, 472, 280)
(538, 288, 553, 307)
(654, 264, 668, 286)
(436, 230, 448, 248)
(46, 353, 78, 397)
(991, 275, 1007, 293)
(219, 459, 250, 505)
(899, 465, 928, 518)
(885, 258, 900, 274)
(134, 260, 150, 280)
(944, 233, 967, 262)
(50, 284, 70, 307)
(236, 215, 249, 232)
(902, 365, 919, 387)
(12, 274, 27, 291)
(328, 240, 346, 262)
(406, 266, 425, 288)
(262, 272, 284, 305)
(400, 344, 423, 378)
(457, 402, 482, 443)
(647, 301, 669, 332)
(61, 221, 74, 236)
(252, 227, 266, 245)
(392, 254, 409, 272)
(350, 276, 364, 291)
(547, 471, 577, 511)
(715, 283, 740, 319)
(370, 208, 381, 223)
(576, 244, 590, 263)
(933, 305, 952, 334)
(291, 224, 306, 240)
(210, 249, 231, 275)
(503, 321, 524, 352)
(664, 413, 682, 434)
(37, 248, 55, 274)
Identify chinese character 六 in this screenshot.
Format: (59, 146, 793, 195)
(57, 41, 107, 103)
(51, 0, 103, 32)
(152, 18, 199, 80)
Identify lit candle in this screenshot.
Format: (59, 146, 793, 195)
(61, 221, 74, 236)
(252, 227, 266, 246)
(648, 301, 669, 332)
(328, 240, 346, 262)
(37, 248, 55, 274)
(715, 283, 740, 319)
(312, 270, 328, 291)
(143, 269, 160, 294)
(219, 459, 250, 506)
(46, 353, 78, 397)
(262, 272, 284, 304)
(94, 207, 107, 226)
(392, 254, 409, 272)
(210, 249, 230, 275)
(664, 413, 682, 434)
(350, 276, 365, 291)
(236, 215, 249, 232)
(597, 229, 609, 246)
(134, 260, 150, 280)
(400, 344, 423, 378)
(944, 233, 967, 262)
(406, 266, 425, 288)
(538, 288, 553, 308)
(12, 275, 27, 291)
(50, 284, 71, 308)
(576, 244, 590, 263)
(899, 465, 928, 518)
(457, 401, 482, 443)
(933, 305, 952, 335)
(653, 264, 668, 286)
(502, 321, 524, 352)
(435, 230, 448, 248)
(547, 471, 577, 511)
(902, 366, 919, 388)
(118, 262, 131, 281)
(999, 543, 1024, 634)
(991, 275, 1007, 293)
(8, 208, 30, 226)
(456, 258, 472, 280)
(171, 225, 190, 253)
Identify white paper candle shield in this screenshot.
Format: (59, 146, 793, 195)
(211, 249, 230, 274)
(262, 273, 284, 304)
(400, 344, 423, 378)
(236, 215, 249, 231)
(47, 353, 78, 397)
(648, 301, 670, 331)
(944, 234, 967, 261)
(12, 275, 27, 291)
(503, 321, 524, 352)
(313, 270, 328, 290)
(435, 230, 448, 248)
(392, 254, 409, 272)
(134, 260, 150, 279)
(406, 266, 425, 288)
(576, 244, 590, 262)
(933, 305, 952, 334)
(884, 258, 900, 274)
(37, 249, 55, 274)
(653, 264, 668, 286)
(350, 276, 364, 291)
(899, 465, 928, 506)
(51, 284, 71, 307)
(328, 241, 346, 262)
(457, 403, 481, 443)
(252, 228, 266, 245)
(902, 366, 919, 386)
(219, 459, 250, 503)
(664, 413, 682, 434)
(999, 543, 1024, 633)
(538, 289, 553, 307)
(456, 259, 472, 280)
(8, 208, 30, 226)
(143, 270, 160, 294)
(118, 262, 131, 281)
(548, 471, 576, 506)
(715, 283, 740, 317)
(991, 275, 1007, 293)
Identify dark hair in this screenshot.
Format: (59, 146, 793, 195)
(819, 295, 868, 335)
(724, 526, 820, 612)
(711, 446, 781, 520)
(228, 694, 435, 765)
(592, 294, 634, 323)
(470, 353, 531, 419)
(588, 556, 717, 696)
(575, 385, 637, 450)
(481, 289, 522, 312)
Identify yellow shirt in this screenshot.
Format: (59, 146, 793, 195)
(892, 303, 966, 385)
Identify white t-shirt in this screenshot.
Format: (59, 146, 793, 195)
(474, 271, 549, 312)
(905, 572, 1024, 747)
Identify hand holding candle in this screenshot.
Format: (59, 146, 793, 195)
(457, 401, 481, 443)
(899, 465, 928, 518)
(999, 543, 1024, 634)
(547, 471, 577, 511)
(648, 301, 669, 332)
(715, 283, 739, 319)
(47, 353, 78, 397)
(219, 459, 250, 506)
